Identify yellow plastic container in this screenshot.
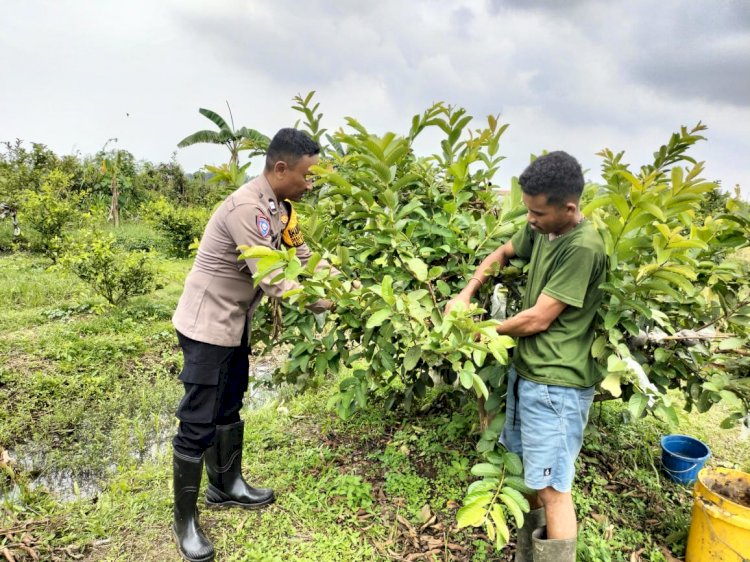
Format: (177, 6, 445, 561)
(686, 467, 750, 561)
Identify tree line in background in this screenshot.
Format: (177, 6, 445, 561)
(1, 93, 749, 552)
(0, 124, 262, 304)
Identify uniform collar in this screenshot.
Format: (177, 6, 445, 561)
(244, 175, 280, 215)
(257, 175, 279, 206)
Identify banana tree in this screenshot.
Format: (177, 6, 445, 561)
(177, 103, 269, 166)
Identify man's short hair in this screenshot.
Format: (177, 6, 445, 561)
(518, 151, 584, 206)
(265, 128, 320, 170)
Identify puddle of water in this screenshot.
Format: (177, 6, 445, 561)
(245, 356, 281, 411)
(2, 359, 282, 504)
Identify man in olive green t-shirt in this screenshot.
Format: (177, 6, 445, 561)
(447, 151, 606, 562)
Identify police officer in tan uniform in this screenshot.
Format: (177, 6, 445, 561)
(170, 128, 334, 562)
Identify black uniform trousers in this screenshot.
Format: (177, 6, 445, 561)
(172, 323, 250, 458)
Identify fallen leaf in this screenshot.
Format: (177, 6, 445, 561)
(17, 546, 38, 561)
(418, 503, 432, 523)
(420, 515, 437, 530)
(630, 548, 644, 562)
(659, 547, 682, 562)
(591, 512, 607, 524)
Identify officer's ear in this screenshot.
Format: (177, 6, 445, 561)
(273, 160, 288, 177)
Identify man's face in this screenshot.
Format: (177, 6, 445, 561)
(522, 192, 576, 236)
(278, 154, 319, 201)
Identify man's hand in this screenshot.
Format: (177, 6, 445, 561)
(309, 298, 334, 313)
(351, 280, 362, 290)
(445, 294, 471, 315)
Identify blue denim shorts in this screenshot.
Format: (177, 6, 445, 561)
(499, 366, 595, 493)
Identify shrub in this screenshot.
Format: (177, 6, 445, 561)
(61, 231, 161, 306)
(18, 169, 84, 260)
(142, 198, 210, 257)
(111, 222, 165, 252)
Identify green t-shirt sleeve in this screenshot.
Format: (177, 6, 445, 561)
(510, 224, 534, 260)
(542, 243, 600, 308)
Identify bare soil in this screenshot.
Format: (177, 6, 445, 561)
(705, 472, 750, 509)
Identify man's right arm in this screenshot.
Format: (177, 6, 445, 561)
(227, 205, 333, 310)
(445, 240, 516, 314)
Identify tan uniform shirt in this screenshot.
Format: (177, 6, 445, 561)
(173, 174, 332, 347)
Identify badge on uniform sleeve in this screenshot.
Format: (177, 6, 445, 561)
(256, 213, 271, 238)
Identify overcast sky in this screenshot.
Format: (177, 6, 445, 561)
(2, 0, 749, 196)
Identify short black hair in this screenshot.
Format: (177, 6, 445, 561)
(518, 151, 584, 206)
(265, 128, 320, 170)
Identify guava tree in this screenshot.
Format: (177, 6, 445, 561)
(585, 124, 750, 426)
(242, 94, 749, 551)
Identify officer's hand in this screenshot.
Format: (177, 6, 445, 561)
(318, 299, 335, 311)
(351, 280, 362, 290)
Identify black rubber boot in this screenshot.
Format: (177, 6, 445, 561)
(173, 451, 214, 562)
(515, 507, 546, 562)
(532, 526, 577, 561)
(205, 421, 275, 509)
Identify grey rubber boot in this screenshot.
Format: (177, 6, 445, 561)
(205, 421, 275, 509)
(173, 451, 214, 562)
(514, 507, 546, 562)
(532, 527, 577, 561)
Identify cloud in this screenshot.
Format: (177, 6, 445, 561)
(0, 0, 747, 195)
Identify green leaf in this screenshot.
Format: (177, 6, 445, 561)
(406, 257, 429, 282)
(504, 475, 535, 495)
(591, 335, 607, 359)
(638, 201, 665, 221)
(315, 354, 328, 375)
(488, 413, 506, 433)
(499, 493, 525, 529)
(718, 337, 745, 351)
(490, 504, 510, 547)
(457, 500, 488, 528)
(467, 479, 498, 495)
(604, 309, 622, 330)
(500, 486, 530, 512)
(600, 373, 622, 398)
(366, 308, 391, 329)
(503, 452, 523, 476)
(436, 280, 451, 296)
(403, 346, 421, 371)
(472, 373, 489, 400)
(628, 393, 649, 419)
(381, 275, 395, 305)
(654, 403, 679, 426)
(459, 369, 474, 389)
(237, 245, 279, 259)
(470, 463, 503, 478)
(428, 266, 444, 279)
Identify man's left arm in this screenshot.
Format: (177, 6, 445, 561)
(496, 293, 567, 337)
(496, 243, 600, 337)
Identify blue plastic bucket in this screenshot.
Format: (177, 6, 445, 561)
(660, 434, 711, 485)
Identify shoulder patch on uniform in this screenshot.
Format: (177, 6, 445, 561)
(256, 213, 271, 238)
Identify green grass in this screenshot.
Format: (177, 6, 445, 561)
(2, 250, 749, 562)
(0, 252, 191, 476)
